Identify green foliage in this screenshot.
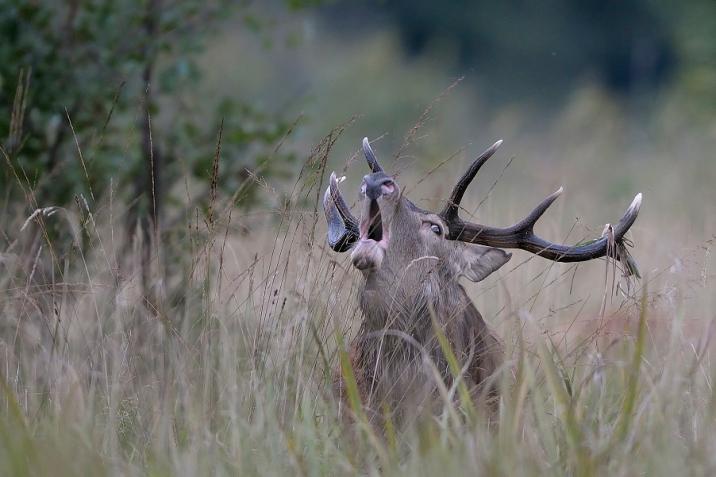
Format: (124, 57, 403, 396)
(0, 0, 297, 212)
(0, 1, 140, 202)
(177, 99, 299, 210)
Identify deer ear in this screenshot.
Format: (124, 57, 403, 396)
(459, 246, 511, 282)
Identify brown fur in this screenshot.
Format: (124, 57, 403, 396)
(334, 190, 507, 427)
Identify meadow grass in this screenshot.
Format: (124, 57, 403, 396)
(0, 106, 715, 477)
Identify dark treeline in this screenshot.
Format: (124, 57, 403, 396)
(320, 0, 712, 104)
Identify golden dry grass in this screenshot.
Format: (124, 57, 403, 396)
(1, 69, 715, 476)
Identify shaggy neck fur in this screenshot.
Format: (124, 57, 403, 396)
(344, 202, 502, 425)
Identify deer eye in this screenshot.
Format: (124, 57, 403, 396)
(430, 224, 442, 235)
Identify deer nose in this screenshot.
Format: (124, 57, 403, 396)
(363, 173, 394, 200)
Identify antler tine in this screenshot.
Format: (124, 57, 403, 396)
(363, 137, 383, 173)
(440, 139, 503, 220)
(510, 186, 563, 232)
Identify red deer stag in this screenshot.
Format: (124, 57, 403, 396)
(324, 138, 642, 424)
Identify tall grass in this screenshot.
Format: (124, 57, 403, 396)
(1, 101, 715, 476)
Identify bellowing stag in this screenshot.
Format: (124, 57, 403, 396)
(324, 138, 641, 424)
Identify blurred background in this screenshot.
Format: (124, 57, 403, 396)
(0, 0, 714, 304)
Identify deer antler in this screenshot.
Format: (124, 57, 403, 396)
(439, 140, 643, 263)
(363, 137, 383, 173)
(323, 137, 385, 252)
(324, 173, 359, 252)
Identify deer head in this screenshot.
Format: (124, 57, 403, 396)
(323, 137, 642, 420)
(325, 137, 641, 280)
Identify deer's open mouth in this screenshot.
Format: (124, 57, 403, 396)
(363, 198, 383, 242)
(351, 196, 390, 270)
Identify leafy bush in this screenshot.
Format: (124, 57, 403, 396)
(0, 0, 297, 215)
